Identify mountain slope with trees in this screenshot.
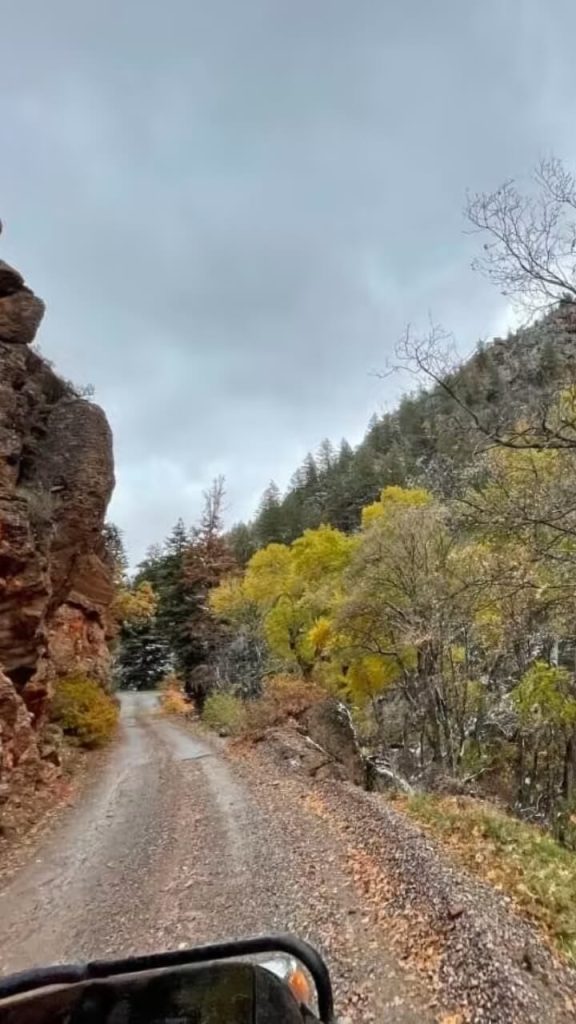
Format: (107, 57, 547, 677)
(205, 159, 576, 854)
(229, 158, 576, 556)
(228, 299, 576, 559)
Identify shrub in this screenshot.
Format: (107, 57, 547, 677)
(264, 674, 323, 717)
(159, 675, 191, 716)
(241, 674, 324, 736)
(202, 677, 324, 738)
(51, 676, 119, 748)
(242, 696, 278, 736)
(202, 693, 246, 735)
(160, 672, 184, 691)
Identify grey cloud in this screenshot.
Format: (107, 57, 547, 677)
(2, 0, 576, 562)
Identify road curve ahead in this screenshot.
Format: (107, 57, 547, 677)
(0, 692, 434, 1023)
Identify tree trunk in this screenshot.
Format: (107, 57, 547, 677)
(516, 733, 526, 806)
(562, 729, 576, 804)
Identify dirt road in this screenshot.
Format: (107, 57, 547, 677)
(0, 692, 435, 1022)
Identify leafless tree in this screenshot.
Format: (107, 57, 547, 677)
(467, 156, 576, 314)
(390, 158, 576, 451)
(201, 475, 227, 539)
(395, 321, 576, 451)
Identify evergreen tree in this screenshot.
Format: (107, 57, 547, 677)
(116, 617, 170, 690)
(130, 488, 237, 699)
(281, 487, 307, 540)
(165, 518, 189, 557)
(255, 481, 286, 545)
(102, 522, 129, 583)
(337, 438, 354, 466)
(182, 479, 237, 705)
(289, 464, 307, 490)
(133, 520, 197, 679)
(227, 522, 257, 566)
(302, 452, 319, 488)
(155, 520, 199, 678)
(317, 438, 336, 473)
(186, 478, 236, 592)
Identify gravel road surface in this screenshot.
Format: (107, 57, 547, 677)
(0, 692, 436, 1023)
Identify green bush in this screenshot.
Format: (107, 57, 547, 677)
(202, 692, 246, 735)
(51, 676, 119, 748)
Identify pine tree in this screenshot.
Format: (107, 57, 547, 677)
(156, 520, 199, 678)
(255, 481, 286, 545)
(337, 438, 354, 466)
(102, 522, 129, 584)
(181, 479, 237, 705)
(116, 617, 170, 690)
(227, 522, 257, 566)
(133, 520, 196, 679)
(302, 453, 319, 488)
(186, 478, 236, 592)
(165, 518, 189, 557)
(317, 438, 336, 473)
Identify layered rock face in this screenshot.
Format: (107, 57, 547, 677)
(0, 256, 115, 808)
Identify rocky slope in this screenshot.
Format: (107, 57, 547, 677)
(0, 254, 115, 813)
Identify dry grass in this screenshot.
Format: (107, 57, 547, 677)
(401, 792, 576, 964)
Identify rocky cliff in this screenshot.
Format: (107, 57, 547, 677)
(0, 255, 115, 811)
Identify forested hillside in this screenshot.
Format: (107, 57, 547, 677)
(229, 298, 576, 558)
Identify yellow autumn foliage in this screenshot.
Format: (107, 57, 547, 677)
(361, 484, 433, 528)
(51, 676, 119, 748)
(112, 580, 157, 624)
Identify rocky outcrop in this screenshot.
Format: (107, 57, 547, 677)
(0, 253, 115, 812)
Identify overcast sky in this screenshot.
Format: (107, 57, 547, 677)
(2, 1, 576, 563)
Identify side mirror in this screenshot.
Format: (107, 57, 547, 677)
(0, 935, 335, 1024)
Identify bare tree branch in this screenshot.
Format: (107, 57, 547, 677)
(390, 320, 576, 451)
(466, 157, 576, 314)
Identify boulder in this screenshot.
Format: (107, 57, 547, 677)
(259, 705, 367, 786)
(0, 260, 24, 296)
(0, 289, 45, 344)
(259, 726, 334, 777)
(303, 698, 366, 786)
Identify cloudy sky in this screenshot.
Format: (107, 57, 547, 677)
(2, 1, 576, 563)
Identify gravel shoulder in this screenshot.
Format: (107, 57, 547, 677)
(0, 747, 93, 889)
(223, 729, 576, 1024)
